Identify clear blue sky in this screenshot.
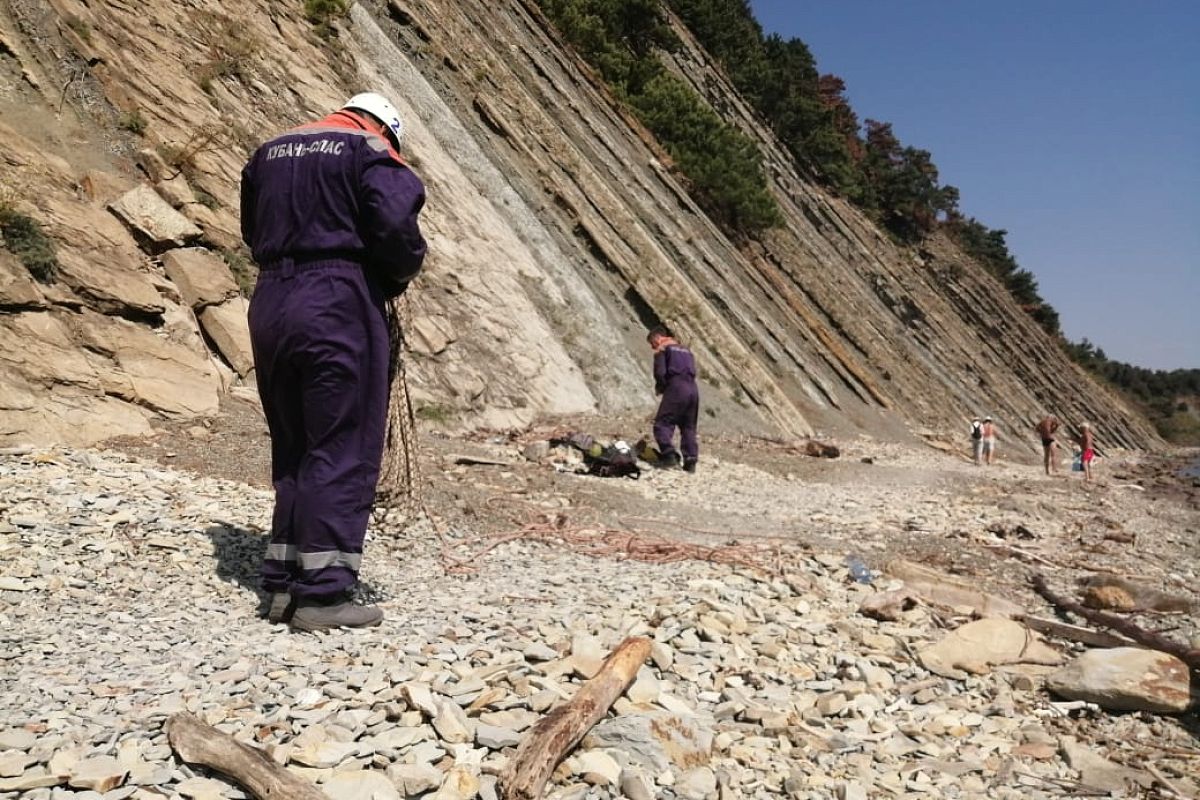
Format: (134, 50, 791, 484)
(749, 1, 1199, 370)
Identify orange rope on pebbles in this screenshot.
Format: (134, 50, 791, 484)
(438, 505, 786, 575)
(617, 515, 804, 545)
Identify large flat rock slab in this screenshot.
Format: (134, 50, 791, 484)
(0, 251, 46, 308)
(162, 247, 239, 309)
(1047, 647, 1192, 713)
(199, 297, 254, 378)
(108, 186, 202, 251)
(918, 619, 1063, 680)
(56, 249, 164, 317)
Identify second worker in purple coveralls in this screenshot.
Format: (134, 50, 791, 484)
(240, 92, 427, 631)
(648, 328, 700, 473)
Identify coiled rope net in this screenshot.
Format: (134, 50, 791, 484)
(374, 296, 422, 523)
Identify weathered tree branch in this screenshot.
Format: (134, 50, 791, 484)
(1018, 614, 1137, 649)
(500, 636, 652, 800)
(166, 713, 326, 800)
(1031, 574, 1200, 671)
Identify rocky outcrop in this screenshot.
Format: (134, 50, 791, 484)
(0, 312, 153, 443)
(0, 0, 1163, 448)
(108, 187, 202, 252)
(0, 252, 45, 309)
(161, 248, 239, 309)
(353, 0, 1157, 446)
(74, 311, 220, 417)
(0, 115, 226, 444)
(199, 298, 254, 379)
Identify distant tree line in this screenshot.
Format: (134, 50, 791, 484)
(1063, 340, 1200, 444)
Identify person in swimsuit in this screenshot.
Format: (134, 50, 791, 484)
(981, 416, 998, 465)
(1035, 415, 1059, 476)
(1073, 422, 1096, 482)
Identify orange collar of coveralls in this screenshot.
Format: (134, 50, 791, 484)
(294, 110, 406, 164)
(655, 336, 680, 352)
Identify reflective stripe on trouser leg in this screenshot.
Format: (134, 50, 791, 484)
(260, 522, 297, 593)
(264, 544, 363, 580)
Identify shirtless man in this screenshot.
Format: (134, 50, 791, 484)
(1073, 422, 1096, 482)
(981, 416, 998, 465)
(1035, 415, 1059, 475)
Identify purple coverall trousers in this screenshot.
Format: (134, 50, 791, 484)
(248, 258, 389, 598)
(654, 382, 700, 462)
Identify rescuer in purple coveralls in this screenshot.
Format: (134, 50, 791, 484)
(648, 328, 700, 473)
(240, 92, 427, 631)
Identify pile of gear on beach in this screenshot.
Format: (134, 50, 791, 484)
(546, 433, 679, 479)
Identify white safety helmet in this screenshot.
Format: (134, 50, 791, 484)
(342, 92, 404, 151)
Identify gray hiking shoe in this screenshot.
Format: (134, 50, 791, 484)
(266, 592, 296, 623)
(291, 596, 383, 632)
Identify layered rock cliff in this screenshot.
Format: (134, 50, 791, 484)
(0, 0, 1160, 451)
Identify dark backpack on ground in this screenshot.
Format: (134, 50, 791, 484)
(551, 433, 641, 479)
(586, 444, 641, 479)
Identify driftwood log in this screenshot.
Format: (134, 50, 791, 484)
(500, 636, 651, 800)
(1018, 615, 1137, 649)
(1031, 574, 1200, 671)
(165, 713, 326, 800)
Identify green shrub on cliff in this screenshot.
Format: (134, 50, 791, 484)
(118, 110, 148, 135)
(538, 0, 781, 236)
(221, 248, 257, 297)
(304, 0, 349, 39)
(0, 205, 58, 283)
(631, 74, 782, 231)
